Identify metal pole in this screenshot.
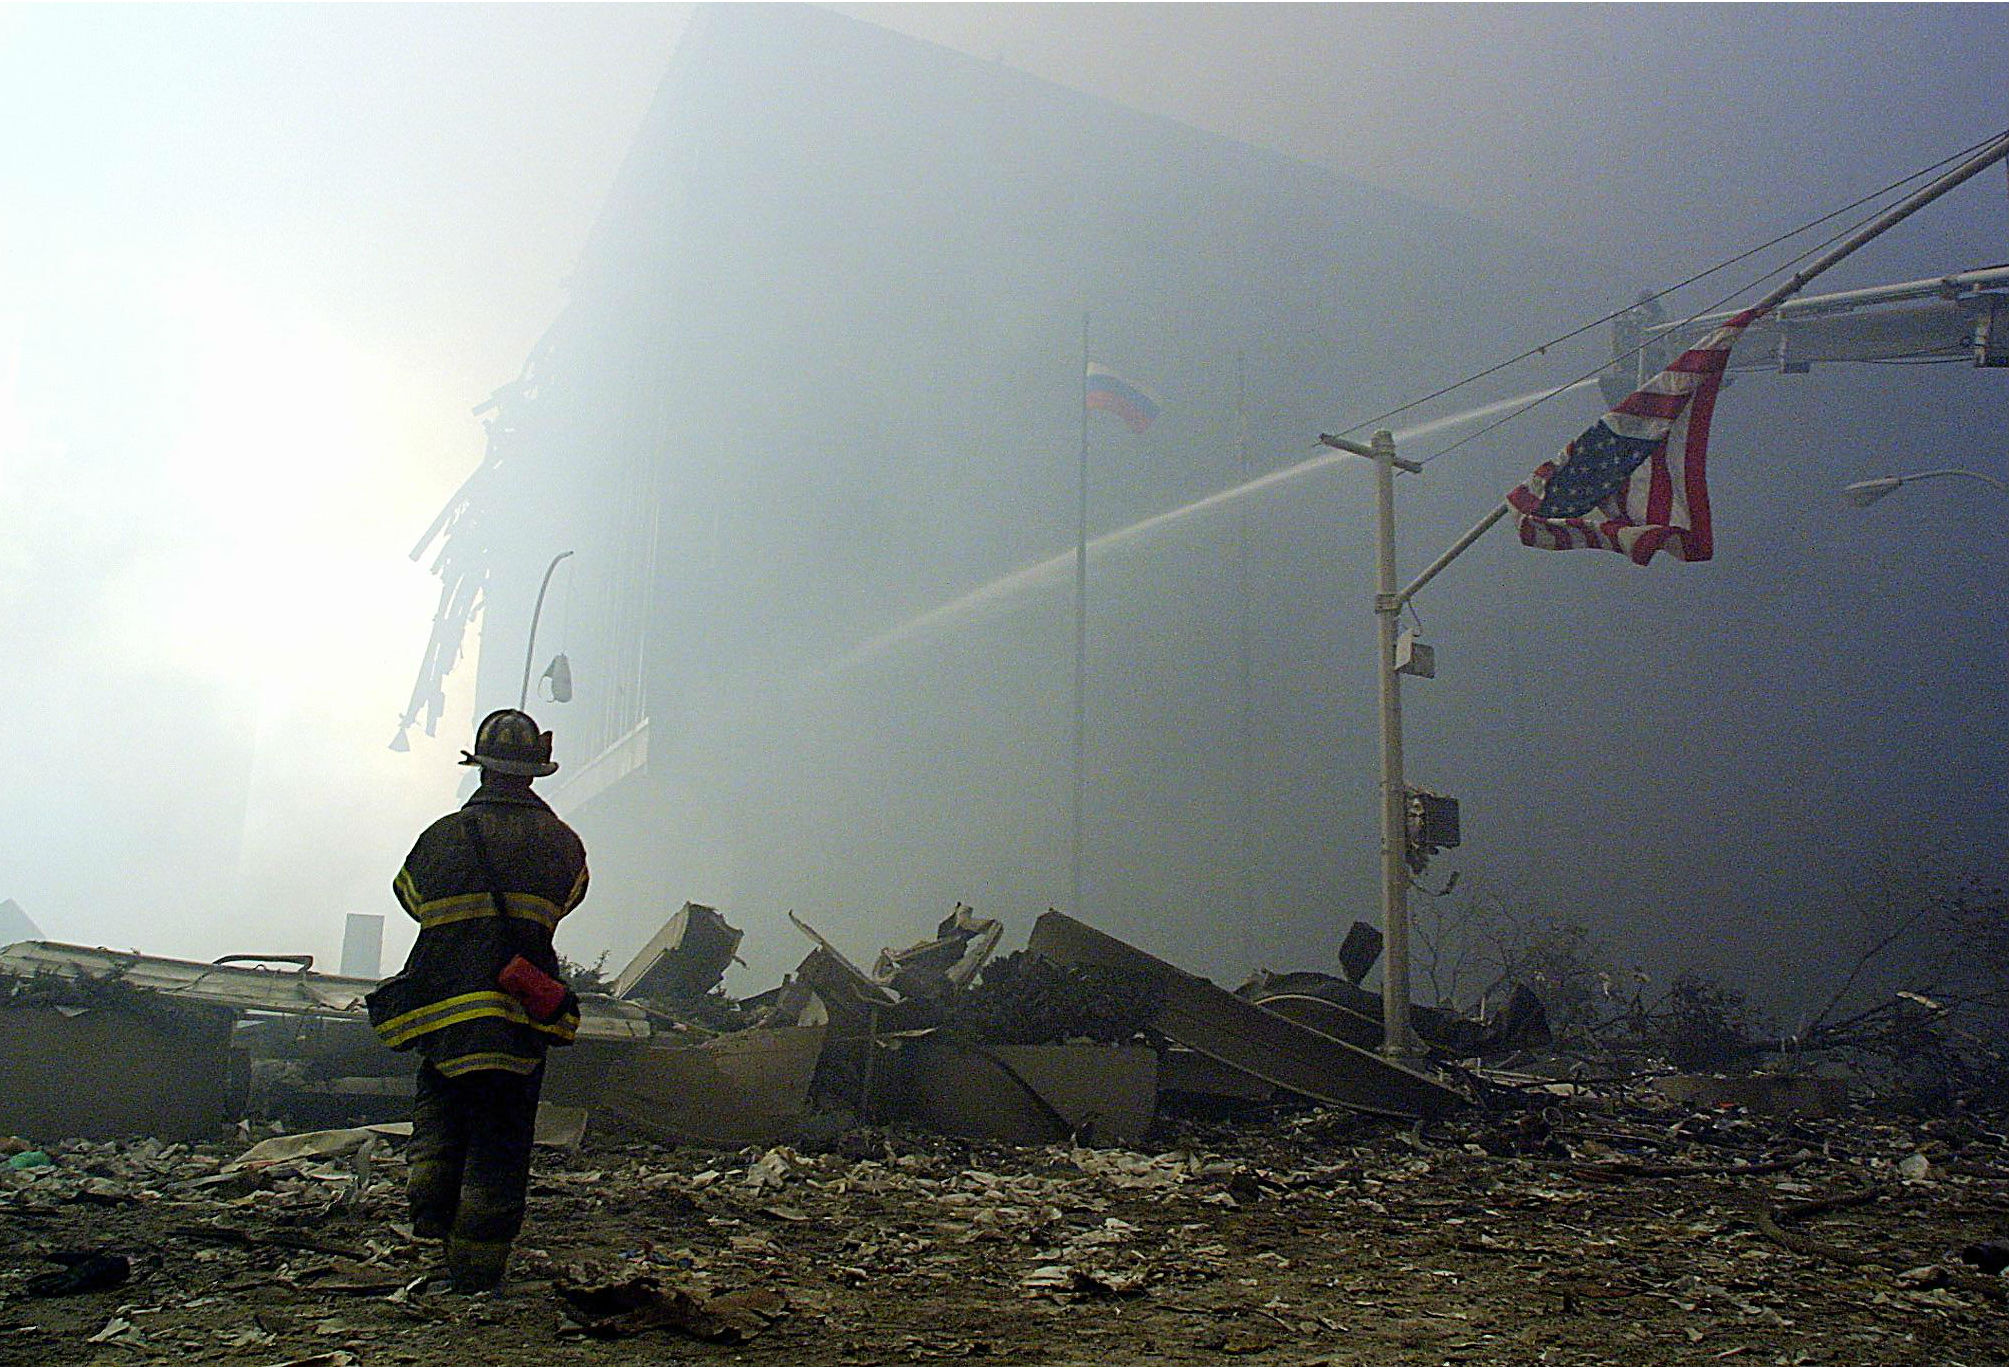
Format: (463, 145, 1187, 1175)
(1742, 129, 2009, 323)
(1398, 501, 1513, 607)
(1235, 349, 1256, 968)
(520, 550, 575, 710)
(1370, 429, 1420, 1058)
(1345, 128, 2009, 1063)
(1073, 315, 1090, 915)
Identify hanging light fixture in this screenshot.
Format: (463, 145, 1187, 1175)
(541, 653, 573, 703)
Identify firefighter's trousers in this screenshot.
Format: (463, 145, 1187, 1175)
(407, 1060, 543, 1291)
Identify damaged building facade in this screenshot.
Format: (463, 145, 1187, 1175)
(395, 3, 1593, 983)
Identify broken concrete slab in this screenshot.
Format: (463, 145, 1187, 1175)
(226, 1127, 389, 1171)
(613, 903, 744, 1003)
(1028, 912, 1467, 1119)
(554, 1025, 828, 1147)
(898, 1037, 1156, 1145)
(0, 992, 243, 1142)
(533, 1103, 590, 1150)
(1156, 1047, 1275, 1105)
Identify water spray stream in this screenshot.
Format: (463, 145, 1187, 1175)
(829, 379, 1599, 673)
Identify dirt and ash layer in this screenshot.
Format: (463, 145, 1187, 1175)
(3, 1081, 2009, 1366)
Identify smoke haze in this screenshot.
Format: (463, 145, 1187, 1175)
(0, 5, 2002, 1009)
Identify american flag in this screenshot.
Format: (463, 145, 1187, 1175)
(1508, 307, 1763, 564)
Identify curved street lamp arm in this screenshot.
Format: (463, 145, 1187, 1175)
(1845, 468, 2009, 506)
(520, 550, 575, 711)
(1888, 468, 2009, 495)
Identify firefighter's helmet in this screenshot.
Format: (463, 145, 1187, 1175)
(460, 708, 558, 777)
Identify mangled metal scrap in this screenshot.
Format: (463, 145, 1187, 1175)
(942, 949, 1161, 1045)
(0, 941, 651, 1040)
(872, 903, 1001, 1001)
(787, 909, 1165, 1138)
(0, 940, 663, 1138)
(786, 911, 900, 1038)
(612, 902, 744, 1004)
(1238, 969, 1551, 1059)
(0, 941, 374, 1016)
(1028, 911, 1468, 1119)
(1237, 974, 1382, 1051)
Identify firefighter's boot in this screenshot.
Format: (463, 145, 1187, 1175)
(446, 1234, 511, 1293)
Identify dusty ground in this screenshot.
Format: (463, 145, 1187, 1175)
(3, 1086, 2008, 1367)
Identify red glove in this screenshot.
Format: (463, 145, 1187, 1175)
(498, 955, 569, 1022)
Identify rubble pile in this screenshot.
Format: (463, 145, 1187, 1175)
(940, 951, 1163, 1046)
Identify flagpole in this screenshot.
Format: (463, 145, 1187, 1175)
(1743, 127, 2009, 323)
(1073, 312, 1090, 917)
(1234, 349, 1256, 970)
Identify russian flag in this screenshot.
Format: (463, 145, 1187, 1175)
(1085, 363, 1160, 433)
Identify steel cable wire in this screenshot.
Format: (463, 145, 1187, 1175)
(1324, 131, 2006, 448)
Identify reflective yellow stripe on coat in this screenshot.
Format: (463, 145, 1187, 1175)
(403, 890, 565, 931)
(434, 1051, 542, 1077)
(373, 990, 580, 1047)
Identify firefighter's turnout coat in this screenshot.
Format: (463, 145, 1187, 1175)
(366, 783, 587, 1077)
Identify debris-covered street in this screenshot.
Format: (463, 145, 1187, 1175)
(7, 1081, 2009, 1367)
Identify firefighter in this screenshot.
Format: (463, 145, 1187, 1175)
(366, 708, 589, 1291)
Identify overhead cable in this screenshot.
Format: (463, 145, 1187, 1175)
(1416, 193, 1918, 466)
(1325, 130, 2006, 445)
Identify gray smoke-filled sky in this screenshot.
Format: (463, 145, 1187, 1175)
(0, 3, 2002, 985)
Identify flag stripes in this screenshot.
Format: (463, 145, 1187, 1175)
(1508, 307, 1761, 565)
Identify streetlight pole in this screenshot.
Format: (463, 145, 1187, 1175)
(520, 550, 575, 711)
(1323, 429, 1427, 1058)
(1844, 468, 2008, 505)
(1369, 429, 1424, 1058)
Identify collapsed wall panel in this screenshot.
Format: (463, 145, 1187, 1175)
(1028, 911, 1466, 1119)
(898, 1038, 1156, 1145)
(613, 902, 743, 1003)
(545, 1026, 826, 1147)
(0, 1000, 244, 1142)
